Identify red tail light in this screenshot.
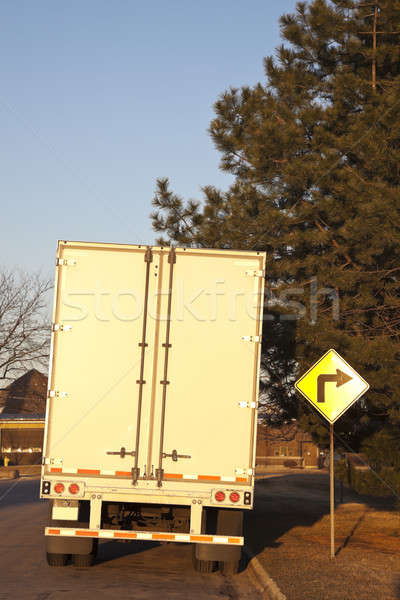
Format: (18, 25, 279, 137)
(68, 483, 80, 495)
(215, 491, 225, 502)
(229, 492, 240, 503)
(54, 483, 64, 494)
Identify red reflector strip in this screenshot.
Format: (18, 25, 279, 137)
(190, 535, 213, 543)
(77, 468, 100, 475)
(46, 468, 250, 482)
(114, 532, 137, 539)
(75, 530, 98, 537)
(45, 527, 243, 546)
(152, 533, 175, 541)
(44, 467, 249, 483)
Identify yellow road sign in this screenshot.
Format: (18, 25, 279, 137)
(295, 349, 369, 424)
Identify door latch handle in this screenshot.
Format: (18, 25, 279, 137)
(162, 449, 191, 462)
(106, 447, 136, 459)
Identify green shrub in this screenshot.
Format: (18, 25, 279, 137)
(349, 465, 399, 497)
(283, 459, 297, 468)
(334, 457, 399, 498)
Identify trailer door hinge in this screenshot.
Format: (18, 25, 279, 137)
(245, 269, 265, 277)
(144, 247, 153, 263)
(56, 258, 77, 266)
(235, 467, 253, 476)
(241, 335, 261, 343)
(238, 401, 257, 409)
(168, 247, 176, 264)
(48, 390, 68, 399)
(131, 467, 140, 484)
(52, 323, 72, 332)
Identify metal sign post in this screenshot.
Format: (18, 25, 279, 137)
(330, 423, 334, 559)
(295, 349, 369, 559)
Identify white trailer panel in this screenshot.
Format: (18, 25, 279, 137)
(42, 242, 265, 499)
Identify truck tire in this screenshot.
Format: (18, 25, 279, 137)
(46, 552, 69, 567)
(72, 553, 95, 567)
(217, 509, 243, 574)
(46, 500, 95, 560)
(192, 546, 217, 573)
(72, 539, 98, 567)
(219, 557, 240, 575)
(193, 508, 243, 571)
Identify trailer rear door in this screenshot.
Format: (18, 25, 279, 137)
(43, 243, 265, 487)
(150, 248, 264, 485)
(44, 243, 156, 479)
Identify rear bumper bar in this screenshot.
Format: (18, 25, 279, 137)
(45, 527, 244, 546)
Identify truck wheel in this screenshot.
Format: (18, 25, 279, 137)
(192, 546, 217, 573)
(46, 552, 69, 567)
(72, 538, 98, 567)
(219, 558, 240, 575)
(217, 509, 243, 574)
(72, 553, 95, 567)
(46, 500, 96, 562)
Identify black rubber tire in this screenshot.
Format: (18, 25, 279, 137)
(219, 559, 240, 575)
(192, 557, 218, 573)
(72, 553, 95, 567)
(46, 552, 69, 567)
(72, 538, 98, 567)
(192, 546, 218, 572)
(46, 500, 96, 559)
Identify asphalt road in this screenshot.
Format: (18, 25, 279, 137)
(0, 478, 262, 600)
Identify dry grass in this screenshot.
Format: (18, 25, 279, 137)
(246, 472, 400, 600)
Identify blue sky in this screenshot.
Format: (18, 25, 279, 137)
(1, 0, 298, 275)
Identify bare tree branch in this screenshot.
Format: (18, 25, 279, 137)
(0, 269, 52, 382)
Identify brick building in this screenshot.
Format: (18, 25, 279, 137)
(0, 369, 47, 465)
(256, 421, 321, 468)
(0, 369, 47, 414)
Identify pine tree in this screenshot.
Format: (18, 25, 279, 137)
(151, 1, 400, 472)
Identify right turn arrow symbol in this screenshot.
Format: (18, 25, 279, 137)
(317, 369, 352, 403)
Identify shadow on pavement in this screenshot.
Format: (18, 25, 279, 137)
(95, 539, 161, 564)
(0, 478, 43, 510)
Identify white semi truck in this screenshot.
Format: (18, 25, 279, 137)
(41, 241, 265, 572)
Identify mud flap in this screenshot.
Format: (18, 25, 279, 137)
(45, 500, 94, 555)
(195, 509, 243, 562)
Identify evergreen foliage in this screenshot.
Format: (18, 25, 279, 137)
(151, 1, 400, 470)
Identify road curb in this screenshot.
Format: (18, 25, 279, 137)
(245, 548, 286, 600)
(0, 466, 41, 479)
(0, 470, 19, 480)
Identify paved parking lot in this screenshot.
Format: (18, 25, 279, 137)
(0, 478, 262, 600)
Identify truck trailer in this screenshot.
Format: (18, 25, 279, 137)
(41, 241, 265, 572)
